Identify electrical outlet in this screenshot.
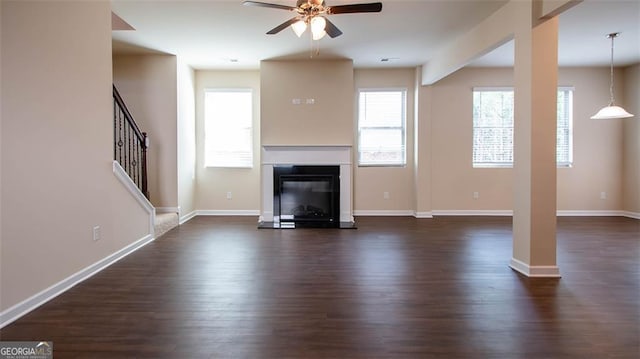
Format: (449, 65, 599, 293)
(600, 191, 607, 200)
(93, 226, 101, 241)
(473, 191, 480, 199)
(383, 191, 390, 200)
(226, 191, 233, 200)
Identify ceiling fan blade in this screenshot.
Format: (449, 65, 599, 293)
(328, 2, 382, 14)
(243, 1, 297, 11)
(267, 17, 300, 35)
(324, 19, 343, 38)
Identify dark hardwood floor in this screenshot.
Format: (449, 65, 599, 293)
(1, 216, 638, 358)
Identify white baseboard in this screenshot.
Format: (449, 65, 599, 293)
(430, 210, 636, 218)
(353, 210, 415, 216)
(556, 210, 625, 216)
(180, 210, 197, 224)
(196, 210, 260, 216)
(414, 211, 434, 218)
(433, 210, 513, 216)
(622, 211, 640, 219)
(0, 234, 155, 329)
(113, 161, 154, 235)
(509, 258, 561, 278)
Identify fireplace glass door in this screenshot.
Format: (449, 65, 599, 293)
(274, 166, 340, 227)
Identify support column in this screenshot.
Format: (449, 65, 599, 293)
(511, 2, 560, 277)
(414, 67, 433, 218)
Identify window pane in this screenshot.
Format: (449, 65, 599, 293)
(473, 90, 514, 167)
(358, 89, 406, 166)
(556, 89, 573, 166)
(359, 128, 404, 165)
(472, 88, 573, 168)
(204, 90, 253, 168)
(359, 91, 404, 127)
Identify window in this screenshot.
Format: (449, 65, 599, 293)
(357, 89, 406, 166)
(204, 89, 253, 168)
(556, 88, 573, 167)
(472, 87, 573, 168)
(472, 89, 514, 167)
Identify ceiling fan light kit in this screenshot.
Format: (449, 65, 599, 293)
(292, 19, 307, 37)
(591, 32, 634, 120)
(243, 0, 382, 40)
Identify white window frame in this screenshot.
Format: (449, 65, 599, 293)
(472, 87, 574, 168)
(204, 88, 253, 168)
(556, 87, 574, 168)
(357, 88, 407, 167)
(472, 87, 514, 168)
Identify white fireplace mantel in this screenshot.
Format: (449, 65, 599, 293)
(260, 145, 353, 223)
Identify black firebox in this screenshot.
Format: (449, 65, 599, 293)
(273, 165, 340, 228)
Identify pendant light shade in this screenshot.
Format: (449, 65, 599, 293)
(591, 33, 634, 120)
(591, 105, 634, 120)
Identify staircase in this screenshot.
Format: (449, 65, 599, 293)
(114, 84, 179, 239)
(154, 212, 179, 238)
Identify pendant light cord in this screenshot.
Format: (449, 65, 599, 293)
(608, 33, 618, 106)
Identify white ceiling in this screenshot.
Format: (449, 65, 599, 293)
(111, 0, 640, 70)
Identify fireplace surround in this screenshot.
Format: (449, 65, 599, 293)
(274, 165, 340, 227)
(260, 145, 354, 228)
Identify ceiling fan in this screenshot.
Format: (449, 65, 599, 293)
(243, 0, 382, 40)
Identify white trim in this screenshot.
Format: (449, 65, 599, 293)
(260, 146, 353, 223)
(509, 258, 561, 278)
(180, 210, 197, 224)
(261, 145, 352, 165)
(156, 207, 179, 214)
(433, 210, 513, 216)
(414, 211, 434, 219)
(197, 210, 260, 216)
(622, 211, 640, 220)
(430, 210, 633, 217)
(112, 161, 155, 235)
(353, 210, 415, 217)
(556, 210, 625, 217)
(0, 234, 155, 329)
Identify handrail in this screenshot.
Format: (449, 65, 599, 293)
(113, 85, 149, 199)
(113, 85, 145, 140)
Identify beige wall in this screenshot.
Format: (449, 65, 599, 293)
(430, 68, 514, 211)
(353, 68, 416, 213)
(557, 67, 624, 211)
(177, 60, 196, 220)
(113, 55, 179, 209)
(260, 60, 354, 146)
(429, 66, 625, 212)
(622, 64, 640, 215)
(190, 65, 629, 215)
(1, 1, 150, 312)
(195, 70, 261, 212)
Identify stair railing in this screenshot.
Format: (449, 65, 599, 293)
(113, 85, 148, 199)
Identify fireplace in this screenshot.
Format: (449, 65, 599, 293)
(274, 166, 340, 228)
(260, 145, 354, 229)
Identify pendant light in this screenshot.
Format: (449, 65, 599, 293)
(591, 33, 634, 119)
